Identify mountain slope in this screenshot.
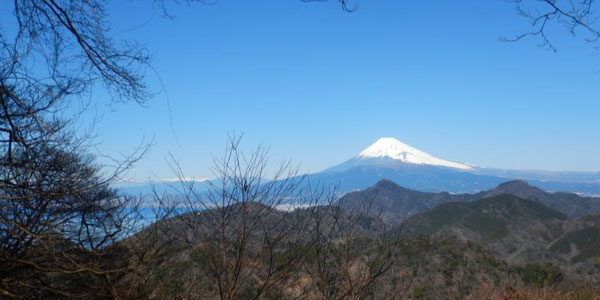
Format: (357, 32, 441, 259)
(336, 179, 476, 222)
(549, 227, 600, 264)
(389, 195, 570, 264)
(357, 137, 473, 170)
(395, 195, 567, 237)
(318, 161, 508, 193)
(386, 195, 600, 280)
(314, 137, 600, 195)
(336, 179, 600, 221)
(476, 180, 600, 218)
(129, 201, 532, 298)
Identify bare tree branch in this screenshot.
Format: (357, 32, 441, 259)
(503, 0, 600, 52)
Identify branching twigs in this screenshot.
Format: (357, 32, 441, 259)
(503, 0, 600, 52)
(161, 135, 330, 299)
(7, 0, 151, 103)
(0, 2, 160, 297)
(157, 136, 404, 299)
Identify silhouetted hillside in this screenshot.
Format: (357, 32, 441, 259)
(336, 179, 475, 222)
(337, 179, 600, 222)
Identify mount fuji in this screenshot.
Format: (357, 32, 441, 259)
(356, 137, 473, 170)
(120, 137, 600, 196)
(308, 137, 600, 195)
(326, 137, 473, 172)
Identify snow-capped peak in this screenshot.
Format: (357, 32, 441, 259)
(357, 137, 473, 170)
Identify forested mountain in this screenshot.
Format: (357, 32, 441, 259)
(337, 179, 600, 222)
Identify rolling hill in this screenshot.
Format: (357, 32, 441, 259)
(336, 179, 600, 222)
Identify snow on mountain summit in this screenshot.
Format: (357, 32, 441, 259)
(357, 137, 473, 170)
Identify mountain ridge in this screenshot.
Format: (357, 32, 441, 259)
(336, 178, 600, 221)
(387, 194, 600, 278)
(314, 137, 600, 194)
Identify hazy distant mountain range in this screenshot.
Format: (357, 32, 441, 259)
(309, 137, 600, 195)
(121, 137, 600, 195)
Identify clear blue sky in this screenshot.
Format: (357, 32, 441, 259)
(82, 0, 600, 180)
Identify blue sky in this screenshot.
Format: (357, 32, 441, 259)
(75, 0, 600, 179)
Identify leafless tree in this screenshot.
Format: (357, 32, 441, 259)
(0, 1, 371, 298)
(0, 72, 181, 298)
(310, 0, 600, 53)
(2, 0, 152, 105)
(297, 196, 401, 300)
(0, 1, 177, 298)
(150, 136, 398, 299)
(155, 136, 329, 299)
(503, 0, 600, 52)
(0, 115, 159, 298)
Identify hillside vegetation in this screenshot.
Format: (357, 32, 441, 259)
(337, 179, 600, 222)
